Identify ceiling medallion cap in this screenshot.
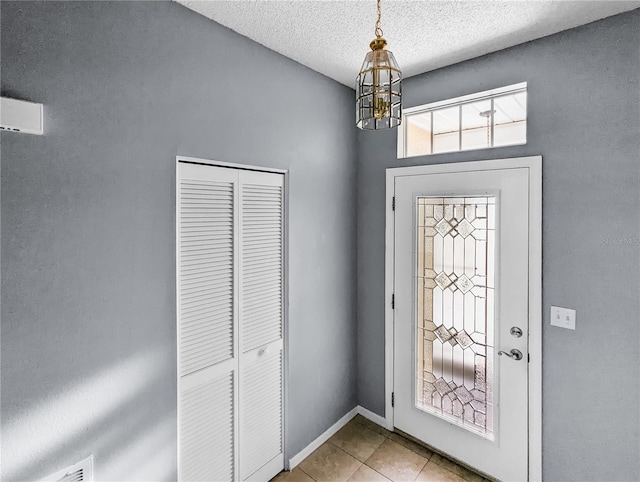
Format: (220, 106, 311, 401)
(370, 37, 387, 51)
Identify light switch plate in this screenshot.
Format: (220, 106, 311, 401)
(550, 306, 576, 330)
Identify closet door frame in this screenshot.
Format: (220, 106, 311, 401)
(176, 155, 289, 480)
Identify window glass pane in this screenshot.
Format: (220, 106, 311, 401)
(416, 196, 496, 440)
(401, 84, 527, 158)
(432, 106, 460, 154)
(406, 113, 432, 157)
(461, 100, 492, 151)
(494, 92, 527, 147)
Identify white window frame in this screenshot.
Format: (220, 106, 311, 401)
(397, 82, 527, 159)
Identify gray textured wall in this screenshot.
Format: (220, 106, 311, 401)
(0, 2, 358, 480)
(357, 9, 640, 481)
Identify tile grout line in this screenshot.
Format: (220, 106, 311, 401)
(361, 435, 428, 482)
(327, 418, 388, 461)
(351, 418, 430, 482)
(324, 421, 390, 480)
(421, 459, 464, 481)
(355, 418, 446, 466)
(428, 455, 487, 482)
(361, 463, 393, 482)
(295, 464, 317, 481)
(390, 431, 488, 481)
(417, 459, 429, 482)
(298, 427, 367, 480)
(388, 434, 434, 462)
(365, 424, 483, 482)
(362, 457, 427, 482)
(293, 416, 487, 482)
(325, 438, 367, 473)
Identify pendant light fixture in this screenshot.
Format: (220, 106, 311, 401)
(356, 0, 402, 130)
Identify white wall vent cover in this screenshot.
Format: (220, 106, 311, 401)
(0, 96, 44, 135)
(41, 456, 93, 482)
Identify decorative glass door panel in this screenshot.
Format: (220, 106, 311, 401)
(416, 196, 496, 439)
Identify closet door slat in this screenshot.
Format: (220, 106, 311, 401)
(241, 182, 283, 353)
(179, 176, 234, 375)
(178, 163, 238, 482)
(239, 174, 284, 481)
(180, 372, 234, 482)
(240, 352, 283, 480)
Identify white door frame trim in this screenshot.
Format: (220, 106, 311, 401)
(384, 156, 542, 481)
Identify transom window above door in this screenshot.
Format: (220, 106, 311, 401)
(398, 83, 527, 158)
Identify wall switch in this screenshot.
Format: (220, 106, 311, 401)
(550, 306, 576, 330)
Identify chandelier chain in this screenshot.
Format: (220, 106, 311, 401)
(375, 0, 383, 38)
(356, 0, 402, 130)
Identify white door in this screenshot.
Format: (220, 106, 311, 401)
(178, 163, 238, 482)
(393, 163, 533, 481)
(177, 161, 285, 482)
(238, 170, 285, 481)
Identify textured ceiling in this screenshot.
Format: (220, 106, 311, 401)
(178, 1, 639, 87)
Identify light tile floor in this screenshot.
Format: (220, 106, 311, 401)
(272, 415, 490, 482)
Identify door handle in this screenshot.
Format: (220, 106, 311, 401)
(498, 349, 523, 360)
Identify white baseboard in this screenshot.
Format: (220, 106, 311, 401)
(288, 405, 392, 470)
(288, 407, 358, 469)
(356, 405, 392, 430)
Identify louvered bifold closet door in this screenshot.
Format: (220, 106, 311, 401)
(178, 163, 239, 482)
(239, 171, 285, 481)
